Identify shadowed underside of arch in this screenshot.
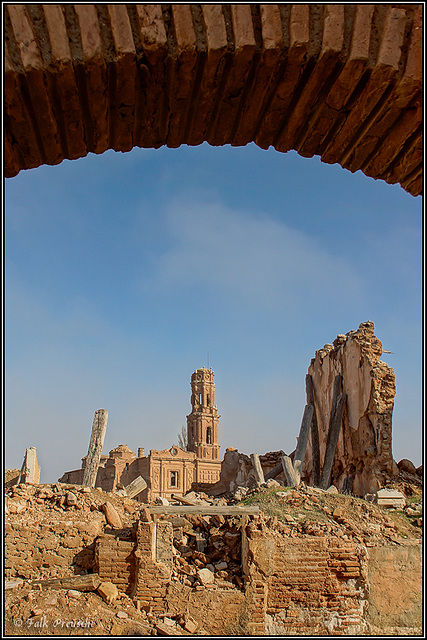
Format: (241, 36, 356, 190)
(4, 4, 422, 196)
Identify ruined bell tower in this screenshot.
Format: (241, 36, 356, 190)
(187, 368, 220, 460)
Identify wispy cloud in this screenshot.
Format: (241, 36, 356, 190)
(141, 198, 364, 314)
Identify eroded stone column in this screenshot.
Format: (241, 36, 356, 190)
(19, 447, 40, 484)
(82, 409, 108, 488)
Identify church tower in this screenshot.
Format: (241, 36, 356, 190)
(187, 368, 220, 460)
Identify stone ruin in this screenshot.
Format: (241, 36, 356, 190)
(302, 321, 396, 497)
(205, 322, 399, 499)
(4, 319, 422, 634)
(5, 479, 422, 635)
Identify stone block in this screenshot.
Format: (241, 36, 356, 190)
(197, 568, 214, 585)
(65, 491, 78, 506)
(376, 488, 406, 509)
(397, 459, 417, 475)
(61, 536, 81, 549)
(97, 581, 119, 604)
(326, 485, 339, 494)
(125, 475, 147, 499)
(183, 616, 197, 633)
(102, 502, 122, 528)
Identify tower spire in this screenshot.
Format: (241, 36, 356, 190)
(186, 367, 220, 460)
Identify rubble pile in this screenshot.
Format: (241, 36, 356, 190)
(4, 465, 422, 637)
(4, 483, 142, 580)
(235, 482, 422, 548)
(169, 513, 244, 590)
(4, 580, 195, 636)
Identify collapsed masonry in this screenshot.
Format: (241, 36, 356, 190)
(303, 321, 396, 497)
(92, 508, 372, 635)
(5, 479, 422, 634)
(205, 322, 397, 499)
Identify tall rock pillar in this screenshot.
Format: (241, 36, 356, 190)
(303, 322, 396, 496)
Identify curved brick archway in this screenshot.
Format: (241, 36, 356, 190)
(5, 4, 422, 195)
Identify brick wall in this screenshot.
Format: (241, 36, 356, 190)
(131, 519, 172, 611)
(94, 534, 136, 595)
(92, 513, 370, 633)
(4, 5, 422, 196)
(267, 538, 367, 634)
(243, 520, 369, 635)
(4, 518, 100, 581)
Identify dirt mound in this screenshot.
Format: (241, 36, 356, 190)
(237, 474, 422, 547)
(4, 580, 190, 636)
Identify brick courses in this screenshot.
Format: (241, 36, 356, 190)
(242, 518, 369, 634)
(94, 534, 136, 595)
(4, 4, 422, 196)
(4, 492, 422, 634)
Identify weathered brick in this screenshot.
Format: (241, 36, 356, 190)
(209, 4, 256, 146)
(3, 4, 422, 195)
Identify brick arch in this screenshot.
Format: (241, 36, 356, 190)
(5, 4, 422, 196)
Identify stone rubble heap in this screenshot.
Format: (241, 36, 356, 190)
(169, 512, 244, 590)
(258, 484, 422, 547)
(4, 465, 422, 637)
(4, 578, 196, 636)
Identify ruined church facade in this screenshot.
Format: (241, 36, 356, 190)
(59, 368, 222, 501)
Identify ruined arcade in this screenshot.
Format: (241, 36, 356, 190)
(4, 3, 423, 637)
(5, 323, 423, 635)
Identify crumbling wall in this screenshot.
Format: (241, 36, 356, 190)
(304, 322, 396, 496)
(366, 543, 422, 632)
(131, 517, 172, 611)
(4, 482, 136, 580)
(124, 512, 370, 634)
(4, 515, 99, 581)
(93, 510, 249, 633)
(94, 533, 136, 595)
(205, 449, 256, 496)
(243, 518, 369, 635)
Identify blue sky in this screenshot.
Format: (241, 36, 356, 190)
(5, 142, 422, 482)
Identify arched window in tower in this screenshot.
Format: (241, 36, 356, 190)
(206, 427, 212, 444)
(207, 394, 210, 406)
